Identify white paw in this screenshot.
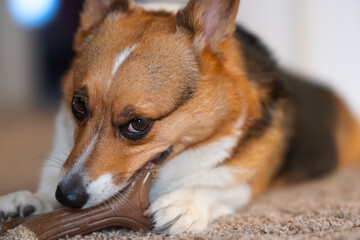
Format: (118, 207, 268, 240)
(0, 191, 49, 220)
(145, 189, 209, 235)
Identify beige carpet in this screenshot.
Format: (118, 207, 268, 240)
(2, 169, 359, 239)
(59, 169, 360, 240)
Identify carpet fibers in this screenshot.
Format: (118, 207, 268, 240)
(2, 169, 360, 240)
(65, 169, 360, 240)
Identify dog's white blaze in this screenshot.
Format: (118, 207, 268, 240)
(149, 108, 248, 201)
(106, 44, 137, 91)
(77, 134, 98, 168)
(83, 174, 125, 208)
(235, 108, 247, 130)
(139, 3, 184, 13)
(61, 133, 98, 181)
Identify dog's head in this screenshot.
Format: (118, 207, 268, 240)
(56, 0, 257, 209)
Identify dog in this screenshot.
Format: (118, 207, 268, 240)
(1, 0, 360, 235)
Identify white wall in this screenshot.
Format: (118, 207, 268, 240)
(237, 0, 360, 119)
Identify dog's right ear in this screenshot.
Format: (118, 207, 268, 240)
(176, 0, 240, 54)
(74, 0, 134, 52)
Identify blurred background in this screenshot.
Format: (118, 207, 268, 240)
(0, 0, 359, 195)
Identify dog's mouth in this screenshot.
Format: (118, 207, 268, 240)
(124, 147, 173, 189)
(150, 146, 173, 165)
(125, 146, 173, 185)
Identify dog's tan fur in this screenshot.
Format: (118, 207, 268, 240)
(61, 0, 360, 199)
(62, 0, 261, 186)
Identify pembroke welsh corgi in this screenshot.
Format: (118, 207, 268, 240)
(1, 0, 360, 235)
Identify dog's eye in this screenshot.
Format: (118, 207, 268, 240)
(72, 96, 87, 122)
(120, 118, 152, 141)
(128, 118, 150, 133)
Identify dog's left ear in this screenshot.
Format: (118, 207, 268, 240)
(176, 0, 240, 53)
(74, 0, 134, 52)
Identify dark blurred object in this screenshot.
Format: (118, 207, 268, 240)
(37, 1, 83, 103)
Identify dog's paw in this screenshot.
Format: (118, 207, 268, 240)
(145, 188, 209, 235)
(0, 191, 44, 221)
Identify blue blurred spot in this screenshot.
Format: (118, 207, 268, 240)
(8, 0, 60, 29)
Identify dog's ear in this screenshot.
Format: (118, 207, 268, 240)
(74, 0, 134, 52)
(176, 0, 240, 53)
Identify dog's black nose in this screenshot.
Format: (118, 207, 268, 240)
(55, 174, 89, 208)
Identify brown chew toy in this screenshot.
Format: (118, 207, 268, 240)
(0, 163, 158, 240)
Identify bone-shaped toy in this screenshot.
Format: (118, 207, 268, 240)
(0, 163, 158, 240)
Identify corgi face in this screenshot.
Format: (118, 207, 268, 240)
(56, 0, 252, 209)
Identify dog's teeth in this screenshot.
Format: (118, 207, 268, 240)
(143, 209, 150, 216)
